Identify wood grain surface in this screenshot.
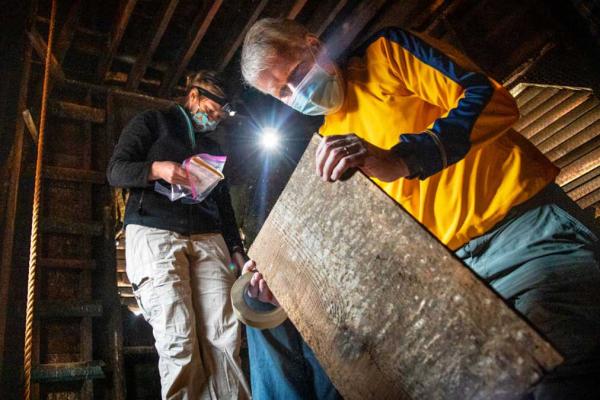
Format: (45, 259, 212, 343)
(248, 134, 562, 400)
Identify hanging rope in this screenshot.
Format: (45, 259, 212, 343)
(23, 0, 57, 398)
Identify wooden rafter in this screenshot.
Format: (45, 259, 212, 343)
(324, 0, 387, 59)
(97, 0, 138, 81)
(158, 0, 224, 97)
(54, 0, 82, 63)
(287, 0, 308, 20)
(217, 0, 269, 73)
(126, 0, 179, 90)
(306, 0, 348, 37)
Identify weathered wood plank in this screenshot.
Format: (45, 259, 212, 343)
(37, 301, 103, 318)
(31, 361, 105, 383)
(49, 100, 106, 124)
(158, 0, 223, 97)
(42, 217, 103, 236)
(44, 166, 105, 184)
(248, 135, 562, 400)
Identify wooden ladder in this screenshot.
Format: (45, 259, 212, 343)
(24, 88, 124, 399)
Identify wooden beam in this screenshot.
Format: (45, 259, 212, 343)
(323, 0, 387, 59)
(22, 109, 38, 146)
(306, 0, 347, 37)
(97, 0, 138, 80)
(287, 0, 308, 20)
(48, 100, 106, 123)
(27, 28, 65, 82)
(0, 1, 36, 374)
(217, 0, 269, 73)
(44, 166, 105, 184)
(158, 0, 223, 97)
(126, 0, 179, 90)
(248, 135, 562, 399)
(54, 0, 82, 63)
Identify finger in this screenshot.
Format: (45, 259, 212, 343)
(242, 260, 256, 274)
(322, 145, 347, 182)
(315, 135, 351, 168)
(331, 149, 367, 181)
(316, 138, 351, 178)
(247, 272, 260, 297)
(258, 279, 273, 302)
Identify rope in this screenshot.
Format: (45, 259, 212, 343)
(24, 0, 56, 398)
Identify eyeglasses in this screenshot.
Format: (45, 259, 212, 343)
(193, 86, 237, 117)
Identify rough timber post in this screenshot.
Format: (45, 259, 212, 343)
(248, 134, 562, 400)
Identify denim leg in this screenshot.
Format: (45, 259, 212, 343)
(456, 193, 600, 400)
(247, 319, 341, 400)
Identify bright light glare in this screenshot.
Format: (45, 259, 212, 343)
(260, 128, 280, 150)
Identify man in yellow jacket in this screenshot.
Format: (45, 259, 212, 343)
(240, 18, 600, 399)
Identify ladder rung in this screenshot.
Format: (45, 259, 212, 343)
(38, 301, 103, 318)
(120, 297, 138, 307)
(123, 346, 156, 356)
(32, 361, 105, 383)
(42, 258, 97, 270)
(43, 217, 103, 236)
(49, 100, 106, 124)
(44, 166, 105, 184)
(18, 257, 97, 270)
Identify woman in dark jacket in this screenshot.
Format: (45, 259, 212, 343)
(107, 71, 250, 400)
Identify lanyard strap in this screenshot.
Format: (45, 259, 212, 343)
(177, 104, 196, 149)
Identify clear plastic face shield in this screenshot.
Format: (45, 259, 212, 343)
(279, 45, 345, 116)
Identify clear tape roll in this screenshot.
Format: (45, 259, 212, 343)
(230, 272, 288, 330)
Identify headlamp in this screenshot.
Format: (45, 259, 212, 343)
(194, 86, 237, 117)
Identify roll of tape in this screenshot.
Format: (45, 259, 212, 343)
(230, 272, 288, 330)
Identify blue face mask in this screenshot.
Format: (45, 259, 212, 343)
(191, 110, 219, 132)
(287, 62, 344, 116)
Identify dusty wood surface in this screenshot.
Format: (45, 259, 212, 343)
(248, 135, 562, 400)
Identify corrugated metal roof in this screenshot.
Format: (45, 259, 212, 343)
(511, 83, 600, 217)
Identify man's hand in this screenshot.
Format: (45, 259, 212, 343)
(316, 134, 409, 182)
(242, 260, 280, 306)
(149, 161, 189, 186)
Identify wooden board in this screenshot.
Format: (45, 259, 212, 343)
(248, 134, 562, 400)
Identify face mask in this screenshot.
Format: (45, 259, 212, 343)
(287, 62, 344, 116)
(191, 110, 219, 132)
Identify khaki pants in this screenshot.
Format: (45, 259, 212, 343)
(126, 224, 250, 400)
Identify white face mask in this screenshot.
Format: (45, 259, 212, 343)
(285, 61, 345, 116)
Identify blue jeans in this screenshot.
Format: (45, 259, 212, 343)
(456, 184, 600, 400)
(247, 320, 342, 400)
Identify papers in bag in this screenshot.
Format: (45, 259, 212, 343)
(155, 153, 226, 203)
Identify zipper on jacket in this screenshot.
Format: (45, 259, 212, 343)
(137, 190, 146, 216)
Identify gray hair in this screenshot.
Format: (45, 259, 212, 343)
(241, 18, 311, 89)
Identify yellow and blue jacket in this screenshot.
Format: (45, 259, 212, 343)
(320, 28, 558, 250)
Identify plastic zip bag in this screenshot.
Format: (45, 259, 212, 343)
(155, 153, 226, 203)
